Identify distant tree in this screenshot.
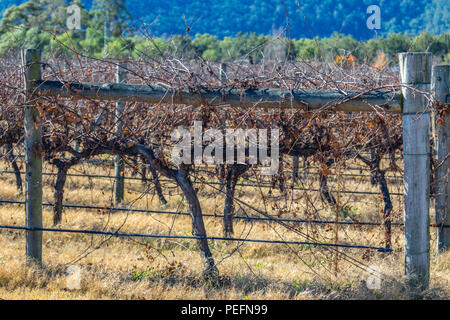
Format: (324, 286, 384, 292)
(0, 0, 69, 55)
(167, 34, 195, 59)
(0, 0, 89, 34)
(421, 0, 450, 35)
(0, 27, 26, 55)
(192, 34, 219, 55)
(379, 33, 413, 58)
(294, 38, 318, 61)
(0, 0, 27, 18)
(90, 0, 130, 38)
(132, 36, 167, 60)
(0, 0, 448, 61)
(105, 37, 134, 58)
(1, 0, 449, 40)
(219, 33, 267, 62)
(78, 27, 103, 55)
(0, 0, 47, 33)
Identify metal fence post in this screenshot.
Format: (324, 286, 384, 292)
(432, 65, 450, 253)
(114, 62, 127, 204)
(399, 52, 432, 290)
(21, 49, 43, 265)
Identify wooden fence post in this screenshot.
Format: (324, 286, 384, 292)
(21, 49, 43, 265)
(114, 62, 127, 204)
(220, 63, 227, 84)
(432, 65, 450, 253)
(400, 52, 432, 290)
(292, 156, 299, 184)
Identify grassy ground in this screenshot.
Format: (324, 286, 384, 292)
(0, 160, 448, 300)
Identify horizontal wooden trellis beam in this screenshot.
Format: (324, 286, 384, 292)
(35, 80, 402, 113)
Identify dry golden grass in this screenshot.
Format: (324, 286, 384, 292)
(0, 160, 448, 300)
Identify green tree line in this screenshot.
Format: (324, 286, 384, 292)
(0, 0, 448, 64)
(1, 0, 449, 40)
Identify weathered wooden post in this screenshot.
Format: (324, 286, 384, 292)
(22, 49, 43, 265)
(220, 63, 227, 84)
(114, 62, 127, 204)
(292, 69, 301, 185)
(292, 155, 299, 184)
(433, 65, 450, 253)
(219, 62, 227, 191)
(400, 52, 432, 290)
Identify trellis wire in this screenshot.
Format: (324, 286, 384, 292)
(2, 49, 440, 290)
(0, 199, 447, 228)
(0, 224, 393, 252)
(0, 170, 404, 196)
